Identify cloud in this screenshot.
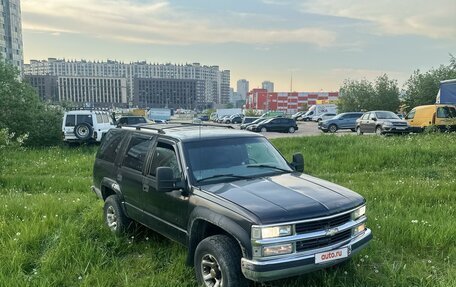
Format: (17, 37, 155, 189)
(21, 0, 336, 47)
(301, 0, 456, 40)
(330, 68, 408, 83)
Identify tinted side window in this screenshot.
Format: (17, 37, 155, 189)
(368, 113, 376, 120)
(149, 142, 180, 178)
(437, 107, 456, 118)
(122, 135, 153, 172)
(98, 130, 124, 162)
(65, 115, 75, 127)
(77, 115, 93, 125)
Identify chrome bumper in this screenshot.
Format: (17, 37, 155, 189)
(241, 228, 372, 282)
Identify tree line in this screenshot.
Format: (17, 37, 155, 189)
(337, 55, 456, 113)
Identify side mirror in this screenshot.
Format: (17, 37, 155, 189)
(291, 153, 304, 173)
(156, 167, 176, 192)
(371, 117, 377, 121)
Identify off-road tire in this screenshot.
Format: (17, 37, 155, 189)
(103, 195, 132, 236)
(74, 123, 93, 141)
(194, 235, 248, 287)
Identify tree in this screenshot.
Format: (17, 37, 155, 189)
(337, 74, 400, 113)
(0, 60, 62, 146)
(403, 57, 456, 111)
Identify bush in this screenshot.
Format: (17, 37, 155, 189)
(0, 60, 62, 146)
(0, 128, 28, 149)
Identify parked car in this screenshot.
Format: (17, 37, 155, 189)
(116, 116, 148, 126)
(356, 111, 410, 135)
(198, 115, 210, 121)
(312, 112, 337, 122)
(291, 111, 306, 120)
(62, 109, 115, 144)
(248, 117, 298, 133)
(319, 112, 364, 133)
(240, 117, 265, 130)
(217, 115, 230, 123)
(405, 104, 456, 132)
(92, 124, 371, 286)
(224, 114, 243, 124)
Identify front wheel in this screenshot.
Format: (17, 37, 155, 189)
(288, 127, 295, 133)
(260, 127, 267, 132)
(376, 126, 383, 136)
(356, 126, 363, 135)
(328, 124, 338, 133)
(195, 235, 248, 287)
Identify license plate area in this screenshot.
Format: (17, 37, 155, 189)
(315, 247, 349, 264)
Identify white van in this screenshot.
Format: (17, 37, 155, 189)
(300, 104, 337, 121)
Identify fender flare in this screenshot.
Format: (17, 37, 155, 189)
(100, 177, 128, 215)
(186, 206, 252, 265)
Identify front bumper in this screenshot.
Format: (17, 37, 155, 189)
(241, 228, 372, 282)
(382, 126, 410, 133)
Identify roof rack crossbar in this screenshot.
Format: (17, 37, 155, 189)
(122, 122, 234, 134)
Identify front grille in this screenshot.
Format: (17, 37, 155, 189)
(296, 229, 352, 252)
(295, 213, 351, 234)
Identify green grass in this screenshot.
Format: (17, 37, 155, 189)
(1, 134, 455, 286)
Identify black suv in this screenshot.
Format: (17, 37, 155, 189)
(247, 117, 298, 133)
(92, 124, 372, 286)
(116, 116, 148, 126)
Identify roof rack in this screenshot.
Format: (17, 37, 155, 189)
(122, 122, 234, 134)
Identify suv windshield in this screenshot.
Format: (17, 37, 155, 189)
(184, 137, 292, 184)
(376, 111, 399, 119)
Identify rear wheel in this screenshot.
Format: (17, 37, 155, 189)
(260, 127, 267, 132)
(356, 126, 363, 135)
(328, 124, 338, 133)
(103, 195, 132, 236)
(195, 235, 248, 287)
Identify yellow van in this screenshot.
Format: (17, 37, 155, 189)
(405, 104, 456, 132)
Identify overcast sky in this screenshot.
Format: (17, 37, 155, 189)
(22, 0, 456, 91)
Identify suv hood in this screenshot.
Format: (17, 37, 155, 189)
(202, 173, 365, 225)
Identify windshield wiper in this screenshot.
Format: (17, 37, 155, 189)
(246, 164, 292, 173)
(197, 174, 253, 183)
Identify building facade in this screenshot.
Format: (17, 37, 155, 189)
(24, 75, 59, 102)
(24, 59, 230, 108)
(261, 81, 274, 93)
(133, 78, 204, 110)
(0, 0, 23, 71)
(246, 89, 339, 114)
(236, 79, 249, 100)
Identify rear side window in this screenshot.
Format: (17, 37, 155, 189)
(102, 114, 110, 123)
(122, 135, 153, 172)
(98, 130, 125, 163)
(77, 115, 93, 125)
(65, 115, 75, 127)
(96, 114, 103, 124)
(437, 107, 456, 118)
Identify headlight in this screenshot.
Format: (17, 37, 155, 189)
(252, 225, 292, 239)
(383, 121, 393, 126)
(263, 244, 293, 256)
(352, 206, 366, 220)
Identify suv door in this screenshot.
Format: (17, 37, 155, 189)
(359, 112, 370, 132)
(118, 133, 156, 222)
(142, 139, 188, 244)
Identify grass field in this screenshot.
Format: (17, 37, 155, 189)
(1, 134, 455, 287)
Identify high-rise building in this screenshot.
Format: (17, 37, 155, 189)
(236, 79, 249, 100)
(24, 59, 230, 108)
(262, 81, 274, 93)
(0, 0, 23, 71)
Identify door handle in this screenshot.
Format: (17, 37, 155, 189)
(143, 184, 149, 192)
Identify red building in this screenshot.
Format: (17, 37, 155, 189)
(246, 89, 339, 113)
